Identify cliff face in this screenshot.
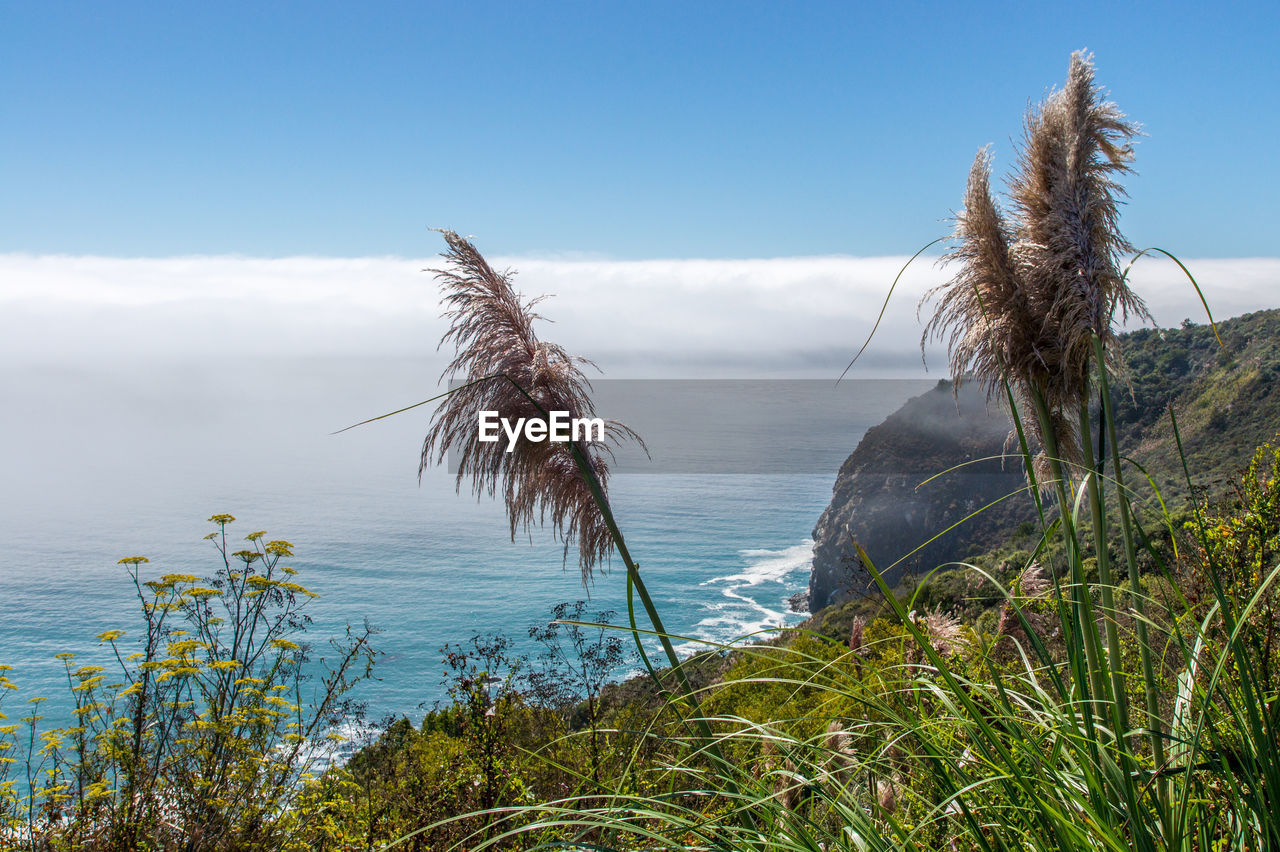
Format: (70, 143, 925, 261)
(808, 381, 1033, 611)
(809, 309, 1280, 614)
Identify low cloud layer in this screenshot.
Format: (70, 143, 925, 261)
(2, 253, 1277, 378)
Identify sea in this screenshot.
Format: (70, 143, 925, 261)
(0, 356, 931, 740)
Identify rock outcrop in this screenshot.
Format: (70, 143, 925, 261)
(808, 380, 1036, 612)
(809, 310, 1280, 614)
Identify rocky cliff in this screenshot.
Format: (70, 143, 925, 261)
(808, 381, 1034, 611)
(809, 309, 1280, 614)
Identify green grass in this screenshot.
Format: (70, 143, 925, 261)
(457, 423, 1280, 852)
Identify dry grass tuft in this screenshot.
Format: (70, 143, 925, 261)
(419, 230, 643, 583)
(923, 51, 1148, 469)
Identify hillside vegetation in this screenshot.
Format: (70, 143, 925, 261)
(810, 308, 1280, 611)
(6, 302, 1276, 849)
(7, 50, 1280, 852)
(304, 307, 1280, 850)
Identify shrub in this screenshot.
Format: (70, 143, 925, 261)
(7, 514, 377, 851)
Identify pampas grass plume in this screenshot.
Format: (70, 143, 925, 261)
(924, 51, 1148, 470)
(419, 230, 643, 583)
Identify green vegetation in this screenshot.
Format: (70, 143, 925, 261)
(809, 306, 1280, 610)
(304, 50, 1278, 851)
(3, 336, 1278, 852)
(1113, 310, 1280, 499)
(290, 426, 1280, 849)
(12, 302, 1274, 851)
(1, 516, 377, 850)
(5, 50, 1279, 851)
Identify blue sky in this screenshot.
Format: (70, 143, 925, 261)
(3, 0, 1277, 259)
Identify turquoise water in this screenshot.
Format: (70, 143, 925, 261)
(1, 360, 928, 734)
(1, 470, 829, 730)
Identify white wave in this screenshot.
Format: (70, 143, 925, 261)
(703, 540, 815, 587)
(673, 540, 815, 657)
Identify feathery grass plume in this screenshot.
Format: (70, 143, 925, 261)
(824, 720, 850, 754)
(1009, 51, 1148, 433)
(848, 615, 868, 676)
(774, 757, 802, 811)
(1012, 560, 1050, 599)
(414, 231, 737, 791)
(848, 614, 867, 655)
(824, 721, 859, 783)
(904, 607, 968, 675)
(922, 147, 1029, 399)
(995, 562, 1054, 647)
(913, 608, 967, 658)
(874, 775, 898, 814)
(419, 230, 643, 583)
(921, 146, 1068, 476)
(924, 51, 1146, 469)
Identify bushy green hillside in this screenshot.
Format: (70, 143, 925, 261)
(1114, 309, 1280, 496)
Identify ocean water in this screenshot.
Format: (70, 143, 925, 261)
(0, 358, 930, 735)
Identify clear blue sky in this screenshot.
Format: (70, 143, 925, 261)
(2, 0, 1276, 259)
